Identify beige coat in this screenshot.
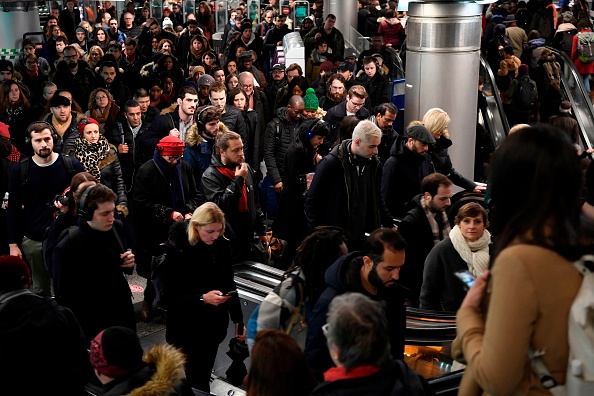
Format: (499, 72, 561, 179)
(455, 244, 582, 395)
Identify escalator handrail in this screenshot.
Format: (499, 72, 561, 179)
(479, 54, 511, 137)
(546, 46, 594, 149)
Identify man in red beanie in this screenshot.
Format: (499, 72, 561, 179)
(0, 255, 90, 395)
(133, 135, 202, 320)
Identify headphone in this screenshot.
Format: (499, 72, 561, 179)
(24, 121, 59, 148)
(196, 105, 216, 132)
(306, 119, 326, 137)
(78, 184, 97, 221)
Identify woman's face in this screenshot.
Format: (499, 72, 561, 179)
(459, 215, 485, 242)
(235, 47, 246, 59)
(162, 78, 174, 92)
(96, 29, 106, 41)
(228, 76, 238, 90)
(204, 54, 214, 65)
(197, 222, 223, 245)
(43, 85, 57, 100)
(293, 85, 303, 96)
(309, 135, 324, 149)
(151, 38, 158, 48)
(76, 31, 86, 42)
(23, 45, 35, 55)
(52, 26, 61, 37)
(227, 61, 237, 74)
(318, 42, 328, 53)
(90, 50, 102, 62)
(233, 92, 246, 110)
(8, 84, 19, 103)
(303, 109, 317, 118)
(192, 39, 203, 51)
(94, 91, 109, 109)
(142, 8, 149, 17)
(25, 57, 38, 72)
(83, 124, 100, 143)
(161, 42, 171, 52)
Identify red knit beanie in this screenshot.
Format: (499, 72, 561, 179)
(156, 135, 185, 156)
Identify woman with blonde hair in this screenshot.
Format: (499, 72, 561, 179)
(163, 202, 245, 393)
(85, 45, 104, 69)
(85, 88, 119, 134)
(423, 107, 482, 192)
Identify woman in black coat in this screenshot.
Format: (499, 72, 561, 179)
(74, 118, 128, 214)
(273, 118, 330, 266)
(164, 202, 245, 393)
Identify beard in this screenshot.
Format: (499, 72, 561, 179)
(329, 91, 346, 103)
(36, 148, 53, 158)
(368, 265, 395, 290)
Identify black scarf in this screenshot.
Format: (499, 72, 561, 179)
(152, 151, 186, 214)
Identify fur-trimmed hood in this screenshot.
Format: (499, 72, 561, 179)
(160, 102, 178, 115)
(105, 343, 187, 396)
(185, 121, 229, 148)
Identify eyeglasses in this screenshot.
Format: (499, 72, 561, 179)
(242, 84, 253, 89)
(95, 96, 108, 100)
(350, 99, 365, 108)
(166, 155, 182, 160)
(322, 323, 329, 337)
(25, 61, 37, 65)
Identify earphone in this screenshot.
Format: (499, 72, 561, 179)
(196, 105, 216, 132)
(24, 121, 59, 147)
(78, 184, 97, 221)
(307, 119, 326, 137)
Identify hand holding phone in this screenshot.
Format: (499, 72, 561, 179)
(454, 271, 476, 292)
(221, 290, 237, 296)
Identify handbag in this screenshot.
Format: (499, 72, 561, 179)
(283, 280, 307, 349)
(264, 230, 285, 264)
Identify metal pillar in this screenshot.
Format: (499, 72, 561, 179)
(405, 1, 483, 186)
(324, 0, 357, 47)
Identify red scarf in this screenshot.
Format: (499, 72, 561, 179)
(323, 365, 381, 382)
(216, 166, 248, 213)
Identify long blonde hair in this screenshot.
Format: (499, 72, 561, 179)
(188, 202, 226, 245)
(422, 108, 450, 139)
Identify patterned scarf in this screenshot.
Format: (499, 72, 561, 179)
(74, 135, 110, 181)
(216, 166, 248, 212)
(420, 195, 451, 246)
(91, 101, 112, 123)
(449, 225, 491, 277)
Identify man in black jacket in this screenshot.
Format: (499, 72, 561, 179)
(305, 120, 394, 250)
(397, 173, 453, 307)
(264, 96, 304, 194)
(381, 124, 435, 219)
(52, 46, 97, 112)
(369, 102, 398, 164)
(58, 0, 81, 41)
(139, 86, 198, 158)
(263, 14, 290, 70)
(201, 131, 266, 263)
(322, 85, 370, 156)
(95, 58, 132, 108)
(305, 228, 407, 381)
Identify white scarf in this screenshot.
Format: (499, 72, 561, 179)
(449, 225, 491, 277)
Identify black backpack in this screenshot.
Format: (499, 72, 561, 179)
(514, 78, 538, 111)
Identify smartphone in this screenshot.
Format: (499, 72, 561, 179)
(237, 322, 244, 336)
(454, 271, 476, 291)
(222, 290, 237, 296)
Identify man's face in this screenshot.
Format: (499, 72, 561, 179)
(102, 13, 111, 26)
(136, 96, 150, 112)
(329, 79, 346, 102)
(178, 93, 199, 116)
(275, 16, 287, 29)
(51, 104, 71, 122)
(0, 70, 12, 82)
(220, 138, 245, 166)
(239, 58, 252, 71)
(353, 135, 380, 158)
(346, 95, 365, 113)
(107, 47, 121, 60)
(51, 8, 59, 18)
(377, 110, 396, 129)
(31, 129, 54, 158)
(188, 24, 198, 34)
(24, 45, 35, 55)
(125, 106, 142, 127)
(210, 90, 226, 110)
(364, 62, 377, 78)
(338, 69, 352, 81)
(55, 41, 66, 54)
(89, 201, 116, 231)
(346, 56, 357, 65)
(287, 69, 299, 83)
(241, 28, 252, 42)
(172, 4, 180, 13)
(150, 23, 160, 35)
(101, 67, 116, 84)
(324, 17, 336, 30)
(199, 85, 210, 98)
(124, 13, 134, 27)
(407, 138, 429, 155)
(264, 11, 273, 23)
(203, 118, 220, 138)
(426, 184, 453, 212)
(271, 69, 284, 81)
(372, 36, 383, 51)
(286, 102, 304, 121)
(365, 248, 406, 289)
(76, 31, 86, 42)
(66, 1, 74, 12)
(214, 69, 225, 82)
(125, 44, 136, 56)
(241, 76, 254, 96)
(161, 154, 182, 167)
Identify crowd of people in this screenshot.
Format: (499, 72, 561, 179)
(1, 0, 594, 395)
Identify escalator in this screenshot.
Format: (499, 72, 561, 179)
(479, 54, 510, 148)
(230, 262, 463, 394)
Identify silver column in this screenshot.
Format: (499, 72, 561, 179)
(324, 0, 358, 47)
(405, 1, 483, 186)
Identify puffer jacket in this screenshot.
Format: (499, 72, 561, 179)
(42, 112, 87, 156)
(98, 145, 128, 209)
(264, 107, 303, 185)
(183, 121, 227, 187)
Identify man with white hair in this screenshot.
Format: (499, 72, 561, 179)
(305, 120, 394, 250)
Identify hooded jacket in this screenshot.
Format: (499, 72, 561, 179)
(98, 344, 190, 395)
(264, 107, 303, 185)
(183, 121, 227, 187)
(304, 139, 393, 239)
(304, 251, 406, 381)
(381, 137, 434, 219)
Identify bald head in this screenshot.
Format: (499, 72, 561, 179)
(289, 95, 305, 108)
(238, 71, 255, 95)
